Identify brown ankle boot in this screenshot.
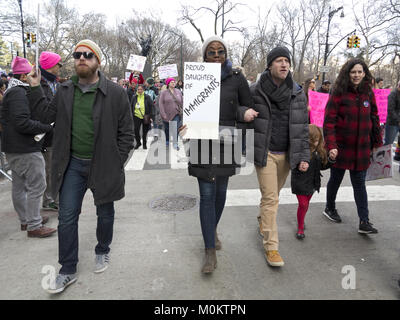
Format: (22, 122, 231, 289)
(215, 229, 221, 250)
(202, 248, 217, 274)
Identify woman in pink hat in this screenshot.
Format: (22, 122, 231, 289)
(158, 77, 183, 150)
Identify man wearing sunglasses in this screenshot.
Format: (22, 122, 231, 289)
(27, 39, 134, 294)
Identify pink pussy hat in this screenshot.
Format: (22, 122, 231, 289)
(11, 56, 32, 75)
(165, 78, 175, 86)
(40, 51, 62, 70)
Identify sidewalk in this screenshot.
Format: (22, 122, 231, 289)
(0, 168, 399, 300)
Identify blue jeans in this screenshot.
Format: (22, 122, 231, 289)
(163, 114, 182, 148)
(384, 125, 399, 145)
(58, 157, 115, 275)
(326, 167, 369, 222)
(197, 176, 229, 249)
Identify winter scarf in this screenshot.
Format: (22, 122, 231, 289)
(221, 59, 233, 81)
(5, 77, 29, 93)
(259, 70, 293, 109)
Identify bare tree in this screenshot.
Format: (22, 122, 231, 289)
(178, 0, 246, 42)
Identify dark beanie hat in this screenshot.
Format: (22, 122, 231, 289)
(146, 77, 154, 85)
(267, 46, 291, 68)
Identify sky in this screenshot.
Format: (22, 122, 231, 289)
(22, 0, 353, 46)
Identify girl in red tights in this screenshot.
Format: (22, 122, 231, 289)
(291, 124, 335, 239)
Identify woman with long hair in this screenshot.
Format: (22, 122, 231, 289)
(323, 58, 382, 234)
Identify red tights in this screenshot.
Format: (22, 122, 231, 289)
(296, 194, 313, 233)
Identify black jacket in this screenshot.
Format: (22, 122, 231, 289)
(386, 90, 400, 126)
(1, 85, 52, 154)
(130, 93, 153, 118)
(250, 72, 310, 169)
(28, 71, 134, 206)
(188, 68, 253, 181)
(291, 152, 334, 195)
(40, 77, 56, 148)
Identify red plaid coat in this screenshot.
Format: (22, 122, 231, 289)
(323, 88, 382, 171)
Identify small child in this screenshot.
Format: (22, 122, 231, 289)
(291, 124, 335, 240)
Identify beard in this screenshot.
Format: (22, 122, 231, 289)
(75, 62, 98, 79)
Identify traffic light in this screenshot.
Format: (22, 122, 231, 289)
(31, 33, 36, 44)
(353, 36, 360, 48)
(26, 32, 31, 48)
(347, 36, 354, 49)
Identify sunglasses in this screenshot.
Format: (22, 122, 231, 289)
(73, 51, 95, 60)
(207, 50, 226, 57)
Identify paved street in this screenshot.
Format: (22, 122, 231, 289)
(0, 140, 400, 300)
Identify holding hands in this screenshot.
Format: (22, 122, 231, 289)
(329, 149, 338, 160)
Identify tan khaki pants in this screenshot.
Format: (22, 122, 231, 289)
(256, 152, 290, 251)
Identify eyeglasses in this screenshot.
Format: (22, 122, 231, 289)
(73, 51, 95, 60)
(207, 50, 226, 57)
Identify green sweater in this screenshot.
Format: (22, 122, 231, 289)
(71, 76, 98, 159)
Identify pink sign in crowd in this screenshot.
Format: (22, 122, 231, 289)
(309, 89, 391, 127)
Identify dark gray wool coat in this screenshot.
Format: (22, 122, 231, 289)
(28, 71, 134, 206)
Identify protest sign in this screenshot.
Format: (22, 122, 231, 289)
(126, 54, 147, 72)
(183, 62, 221, 139)
(366, 144, 393, 181)
(309, 90, 330, 128)
(158, 64, 178, 80)
(373, 89, 391, 123)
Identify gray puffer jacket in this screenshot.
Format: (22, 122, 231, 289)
(250, 73, 310, 169)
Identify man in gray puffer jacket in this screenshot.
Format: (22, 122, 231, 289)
(250, 47, 310, 267)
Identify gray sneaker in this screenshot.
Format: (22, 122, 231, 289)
(47, 273, 77, 294)
(94, 254, 110, 273)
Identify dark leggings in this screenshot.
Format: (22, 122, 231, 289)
(326, 167, 369, 222)
(197, 176, 229, 249)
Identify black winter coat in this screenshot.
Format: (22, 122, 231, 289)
(386, 90, 400, 126)
(250, 72, 310, 169)
(28, 72, 134, 206)
(39, 78, 56, 148)
(1, 85, 52, 153)
(188, 68, 253, 182)
(291, 152, 334, 195)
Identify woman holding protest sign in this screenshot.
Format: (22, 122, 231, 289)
(180, 36, 258, 274)
(323, 58, 382, 234)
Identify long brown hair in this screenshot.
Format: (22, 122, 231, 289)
(309, 124, 327, 165)
(331, 58, 374, 96)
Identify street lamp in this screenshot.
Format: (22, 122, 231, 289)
(322, 6, 344, 82)
(17, 0, 26, 58)
(169, 30, 184, 81)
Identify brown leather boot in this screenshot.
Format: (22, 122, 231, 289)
(215, 229, 221, 250)
(201, 248, 217, 274)
(27, 226, 57, 238)
(21, 216, 49, 231)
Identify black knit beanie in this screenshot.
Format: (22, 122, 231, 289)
(267, 46, 291, 68)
